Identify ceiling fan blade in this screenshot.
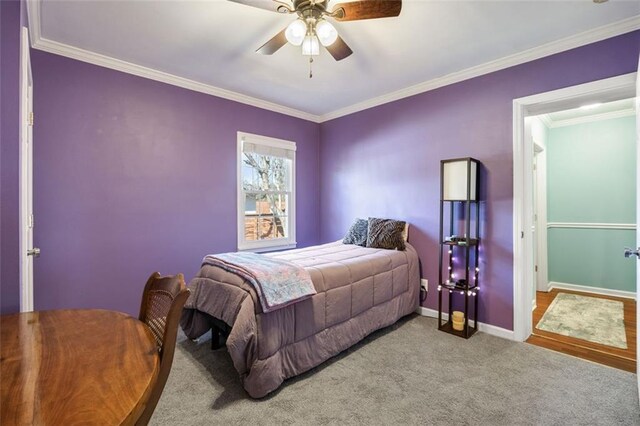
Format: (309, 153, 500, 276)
(256, 29, 288, 55)
(331, 0, 402, 21)
(228, 0, 294, 14)
(325, 35, 353, 61)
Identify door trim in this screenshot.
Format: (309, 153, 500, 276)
(634, 62, 639, 395)
(532, 137, 549, 293)
(19, 26, 34, 313)
(512, 72, 637, 342)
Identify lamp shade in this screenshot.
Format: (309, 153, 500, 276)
(285, 19, 307, 46)
(316, 20, 338, 46)
(302, 35, 320, 56)
(442, 158, 478, 201)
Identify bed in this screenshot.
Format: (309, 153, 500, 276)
(180, 240, 420, 398)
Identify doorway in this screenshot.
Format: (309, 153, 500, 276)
(525, 99, 637, 372)
(511, 72, 637, 344)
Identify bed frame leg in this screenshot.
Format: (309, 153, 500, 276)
(211, 327, 226, 350)
(207, 315, 230, 350)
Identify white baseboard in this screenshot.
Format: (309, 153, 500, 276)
(532, 301, 537, 311)
(548, 281, 636, 300)
(415, 307, 515, 341)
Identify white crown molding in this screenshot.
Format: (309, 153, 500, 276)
(27, 2, 320, 122)
(26, 0, 640, 124)
(547, 222, 636, 230)
(30, 37, 321, 123)
(546, 108, 636, 128)
(319, 15, 640, 122)
(25, 0, 41, 46)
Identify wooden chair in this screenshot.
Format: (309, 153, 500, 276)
(136, 272, 190, 425)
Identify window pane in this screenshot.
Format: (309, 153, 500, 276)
(245, 194, 257, 213)
(244, 216, 259, 241)
(258, 216, 274, 240)
(275, 216, 288, 238)
(242, 162, 257, 189)
(255, 194, 270, 216)
(244, 193, 289, 241)
(242, 152, 291, 192)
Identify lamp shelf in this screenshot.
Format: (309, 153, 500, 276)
(441, 239, 479, 246)
(437, 157, 481, 340)
(438, 321, 479, 339)
(439, 282, 478, 291)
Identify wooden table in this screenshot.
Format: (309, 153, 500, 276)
(1, 309, 159, 425)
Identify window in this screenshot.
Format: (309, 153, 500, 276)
(237, 132, 296, 252)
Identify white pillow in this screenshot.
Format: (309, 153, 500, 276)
(402, 223, 410, 242)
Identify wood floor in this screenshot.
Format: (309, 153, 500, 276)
(526, 289, 636, 373)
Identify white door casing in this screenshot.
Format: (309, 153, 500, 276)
(19, 26, 35, 312)
(533, 140, 548, 293)
(512, 72, 637, 342)
(532, 151, 538, 308)
(525, 119, 544, 308)
(635, 61, 639, 397)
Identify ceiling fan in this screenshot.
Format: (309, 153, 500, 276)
(230, 0, 402, 62)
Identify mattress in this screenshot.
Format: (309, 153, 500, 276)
(180, 241, 420, 398)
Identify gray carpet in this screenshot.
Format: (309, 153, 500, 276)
(152, 315, 639, 425)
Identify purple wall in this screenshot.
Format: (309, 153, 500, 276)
(319, 31, 640, 330)
(1, 0, 23, 314)
(31, 51, 320, 316)
(2, 14, 637, 329)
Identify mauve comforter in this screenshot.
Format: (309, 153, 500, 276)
(180, 241, 420, 398)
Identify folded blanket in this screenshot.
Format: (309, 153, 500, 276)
(202, 252, 316, 313)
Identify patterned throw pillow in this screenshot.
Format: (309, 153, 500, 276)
(366, 217, 407, 251)
(343, 218, 368, 246)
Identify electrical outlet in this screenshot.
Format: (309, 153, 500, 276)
(420, 279, 428, 291)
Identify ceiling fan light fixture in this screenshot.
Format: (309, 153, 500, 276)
(285, 19, 307, 46)
(302, 35, 320, 56)
(316, 20, 338, 46)
(236, 0, 401, 66)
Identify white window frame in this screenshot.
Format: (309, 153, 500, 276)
(237, 131, 296, 252)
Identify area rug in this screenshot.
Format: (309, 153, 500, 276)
(536, 292, 627, 349)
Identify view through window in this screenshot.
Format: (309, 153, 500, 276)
(238, 133, 296, 251)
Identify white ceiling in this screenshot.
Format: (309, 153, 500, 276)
(37, 0, 640, 117)
(539, 97, 637, 128)
(546, 98, 636, 123)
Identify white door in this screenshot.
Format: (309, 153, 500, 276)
(635, 63, 639, 395)
(532, 153, 538, 306)
(19, 27, 37, 312)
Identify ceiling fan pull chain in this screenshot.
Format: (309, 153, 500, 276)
(309, 57, 313, 79)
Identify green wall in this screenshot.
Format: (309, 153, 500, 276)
(547, 115, 636, 292)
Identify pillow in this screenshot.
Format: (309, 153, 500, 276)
(366, 217, 407, 251)
(343, 218, 368, 246)
(402, 223, 409, 242)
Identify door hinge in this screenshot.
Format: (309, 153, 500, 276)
(535, 265, 538, 272)
(521, 231, 524, 239)
(28, 214, 34, 229)
(28, 112, 34, 127)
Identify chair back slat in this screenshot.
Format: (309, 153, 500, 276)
(136, 272, 189, 425)
(144, 288, 173, 348)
